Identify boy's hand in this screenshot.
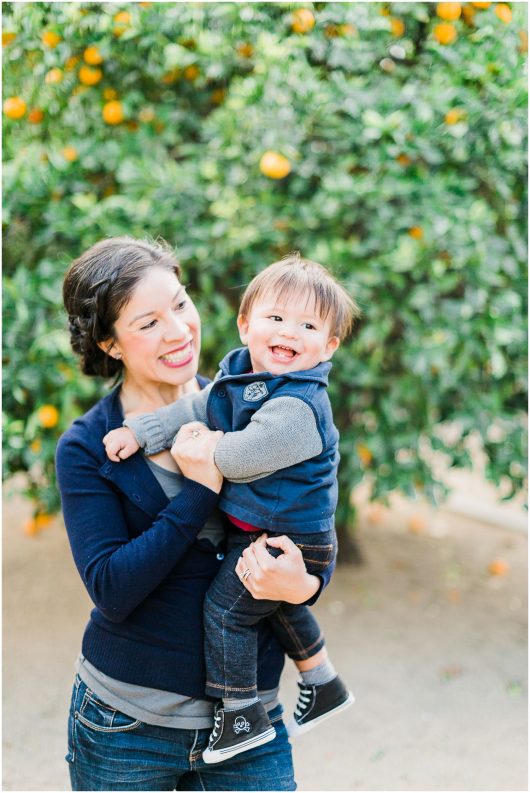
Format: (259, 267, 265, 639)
(103, 427, 140, 462)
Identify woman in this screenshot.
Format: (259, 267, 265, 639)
(57, 237, 325, 791)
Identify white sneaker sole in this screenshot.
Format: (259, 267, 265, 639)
(202, 726, 276, 764)
(287, 692, 355, 738)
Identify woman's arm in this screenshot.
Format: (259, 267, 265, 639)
(235, 534, 333, 606)
(56, 428, 221, 624)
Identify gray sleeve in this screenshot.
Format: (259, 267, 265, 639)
(124, 384, 212, 456)
(213, 396, 323, 483)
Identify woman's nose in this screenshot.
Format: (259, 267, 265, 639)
(162, 315, 189, 342)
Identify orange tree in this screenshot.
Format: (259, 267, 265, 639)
(3, 2, 527, 551)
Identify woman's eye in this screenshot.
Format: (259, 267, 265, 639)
(140, 319, 157, 330)
(174, 300, 187, 311)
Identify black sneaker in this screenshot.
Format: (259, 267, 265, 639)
(202, 700, 276, 764)
(287, 676, 355, 737)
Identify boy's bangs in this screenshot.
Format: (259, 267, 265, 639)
(260, 271, 334, 324)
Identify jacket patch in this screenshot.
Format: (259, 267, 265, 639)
(243, 382, 269, 402)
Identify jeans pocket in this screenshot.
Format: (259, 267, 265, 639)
(295, 542, 335, 570)
(76, 689, 142, 733)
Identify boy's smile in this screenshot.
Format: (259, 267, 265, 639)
(237, 291, 340, 375)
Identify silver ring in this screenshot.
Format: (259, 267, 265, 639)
(191, 430, 201, 438)
(241, 568, 252, 582)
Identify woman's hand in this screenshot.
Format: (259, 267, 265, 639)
(235, 534, 320, 604)
(171, 422, 224, 494)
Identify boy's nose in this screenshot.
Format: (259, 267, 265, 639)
(278, 325, 298, 339)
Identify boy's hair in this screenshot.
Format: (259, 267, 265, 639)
(239, 252, 361, 341)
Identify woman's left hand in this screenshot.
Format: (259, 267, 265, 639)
(235, 534, 320, 604)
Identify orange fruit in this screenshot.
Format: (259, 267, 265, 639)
(495, 3, 512, 23)
(408, 226, 424, 239)
(325, 24, 340, 38)
(30, 439, 42, 453)
(65, 55, 80, 71)
(211, 88, 225, 105)
(113, 10, 131, 36)
(28, 108, 44, 124)
(62, 146, 78, 162)
(184, 64, 200, 81)
(436, 3, 462, 20)
(408, 514, 426, 534)
(470, 1, 491, 6)
(236, 42, 254, 58)
(35, 513, 54, 530)
(41, 30, 61, 48)
(445, 108, 464, 124)
(84, 45, 103, 65)
(103, 88, 118, 100)
(24, 517, 39, 536)
(396, 153, 411, 166)
(162, 67, 180, 84)
(259, 151, 292, 179)
(356, 444, 373, 466)
(2, 32, 16, 46)
(38, 404, 59, 428)
(390, 17, 405, 36)
(79, 65, 103, 86)
(433, 22, 458, 43)
(102, 100, 124, 125)
(461, 5, 477, 23)
(3, 96, 26, 119)
(291, 9, 315, 33)
(488, 558, 510, 576)
(339, 24, 357, 36)
(45, 67, 63, 84)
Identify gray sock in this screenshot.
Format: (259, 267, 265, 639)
(223, 696, 259, 711)
(300, 659, 337, 686)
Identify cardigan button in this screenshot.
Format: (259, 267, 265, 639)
(216, 553, 225, 561)
(132, 494, 141, 502)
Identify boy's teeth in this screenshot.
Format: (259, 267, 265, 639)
(272, 345, 296, 359)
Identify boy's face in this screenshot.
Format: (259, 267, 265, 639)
(237, 290, 340, 375)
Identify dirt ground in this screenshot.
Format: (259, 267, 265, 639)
(2, 481, 528, 792)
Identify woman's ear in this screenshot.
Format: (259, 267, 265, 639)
(237, 314, 249, 345)
(97, 339, 122, 360)
(323, 336, 340, 361)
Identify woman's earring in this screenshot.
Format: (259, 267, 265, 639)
(115, 353, 122, 360)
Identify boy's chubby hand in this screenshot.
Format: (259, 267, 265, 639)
(103, 426, 140, 462)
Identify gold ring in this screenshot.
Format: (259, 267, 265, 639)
(241, 568, 252, 581)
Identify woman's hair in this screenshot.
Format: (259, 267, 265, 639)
(63, 236, 181, 378)
(238, 252, 361, 341)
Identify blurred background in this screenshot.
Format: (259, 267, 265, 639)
(2, 2, 528, 790)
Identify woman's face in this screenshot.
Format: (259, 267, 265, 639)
(110, 267, 201, 388)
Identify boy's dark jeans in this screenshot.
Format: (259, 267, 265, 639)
(204, 528, 337, 701)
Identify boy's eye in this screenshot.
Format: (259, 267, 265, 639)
(268, 315, 282, 322)
(303, 323, 316, 330)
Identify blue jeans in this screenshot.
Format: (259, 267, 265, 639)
(67, 676, 296, 790)
(204, 529, 337, 700)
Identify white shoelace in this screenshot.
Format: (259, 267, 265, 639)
(294, 688, 312, 718)
(210, 712, 222, 741)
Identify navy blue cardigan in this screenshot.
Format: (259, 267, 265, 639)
(56, 379, 289, 698)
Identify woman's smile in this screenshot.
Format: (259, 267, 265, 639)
(159, 340, 194, 368)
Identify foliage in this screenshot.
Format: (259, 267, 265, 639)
(2, 2, 527, 536)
